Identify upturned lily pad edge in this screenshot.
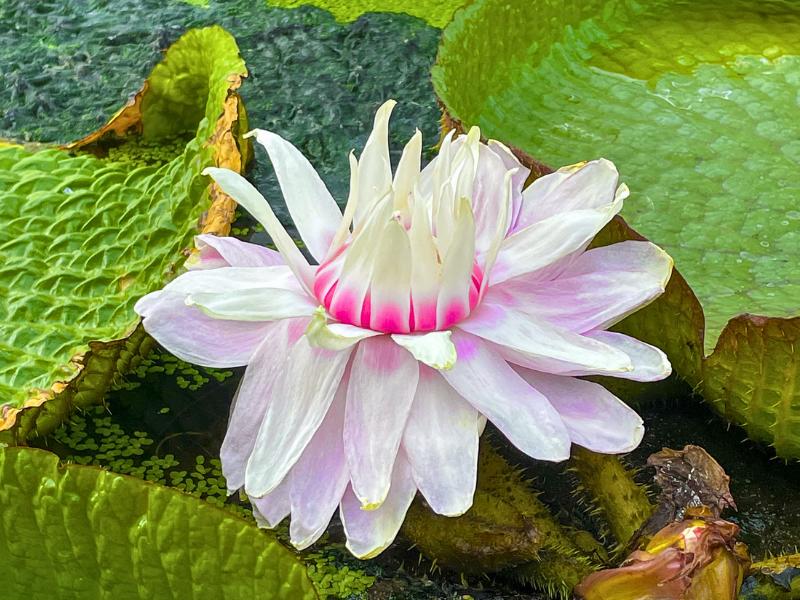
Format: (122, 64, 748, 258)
(0, 26, 249, 444)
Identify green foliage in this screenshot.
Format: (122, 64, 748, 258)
(0, 446, 317, 599)
(434, 0, 800, 457)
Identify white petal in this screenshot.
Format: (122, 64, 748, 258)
(251, 478, 291, 528)
(162, 265, 301, 295)
(584, 331, 672, 382)
(328, 152, 360, 257)
(516, 369, 644, 454)
(220, 318, 308, 491)
(441, 330, 571, 461)
(485, 241, 673, 332)
(369, 218, 412, 333)
(403, 366, 481, 516)
(393, 129, 422, 220)
(186, 287, 317, 321)
(247, 129, 342, 262)
(471, 142, 514, 258)
(340, 450, 417, 559)
(437, 197, 475, 329)
(487, 140, 529, 227)
(305, 307, 381, 350)
(460, 302, 634, 376)
(354, 100, 396, 226)
(188, 234, 284, 269)
(135, 291, 274, 368)
(491, 201, 623, 286)
(515, 158, 622, 229)
(203, 167, 315, 293)
(391, 331, 457, 370)
(344, 336, 419, 508)
(245, 336, 352, 497)
(289, 372, 350, 550)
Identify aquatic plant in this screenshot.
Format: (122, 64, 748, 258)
(137, 99, 672, 557)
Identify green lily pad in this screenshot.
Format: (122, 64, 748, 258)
(0, 26, 247, 442)
(0, 446, 317, 599)
(434, 0, 800, 456)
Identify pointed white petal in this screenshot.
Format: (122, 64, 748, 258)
(245, 336, 352, 497)
(328, 152, 360, 257)
(441, 330, 571, 461)
(340, 450, 417, 559)
(344, 336, 419, 508)
(203, 167, 315, 293)
(486, 140, 529, 227)
(354, 100, 396, 225)
(251, 478, 291, 528)
(403, 366, 481, 516)
(584, 331, 672, 382)
(391, 330, 457, 370)
(247, 129, 342, 262)
(516, 369, 644, 454)
(393, 129, 422, 221)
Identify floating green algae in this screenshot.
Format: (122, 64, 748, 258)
(435, 0, 800, 353)
(266, 0, 463, 28)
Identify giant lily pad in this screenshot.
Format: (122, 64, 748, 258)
(266, 0, 463, 27)
(0, 26, 247, 443)
(0, 446, 317, 599)
(434, 0, 800, 456)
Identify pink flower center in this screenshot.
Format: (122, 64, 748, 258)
(313, 260, 484, 334)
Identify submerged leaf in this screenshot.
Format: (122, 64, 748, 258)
(0, 446, 317, 599)
(0, 26, 247, 442)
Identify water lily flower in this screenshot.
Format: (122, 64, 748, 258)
(135, 100, 673, 558)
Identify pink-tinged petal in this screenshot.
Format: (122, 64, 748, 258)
(247, 129, 342, 262)
(408, 187, 440, 330)
(340, 450, 417, 559)
(585, 331, 672, 382)
(441, 330, 571, 461)
(515, 159, 622, 229)
(162, 265, 302, 296)
(368, 218, 412, 333)
(354, 100, 395, 226)
(220, 318, 307, 492)
(186, 286, 317, 322)
(188, 233, 283, 270)
(471, 142, 514, 258)
(251, 478, 291, 528)
(391, 331, 457, 370)
(203, 167, 315, 294)
(345, 336, 419, 508)
(459, 303, 633, 376)
(289, 370, 350, 550)
(487, 140, 529, 228)
(245, 336, 352, 497)
(516, 369, 644, 454)
(486, 241, 674, 333)
(403, 366, 481, 516)
(135, 291, 273, 368)
(491, 200, 623, 286)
